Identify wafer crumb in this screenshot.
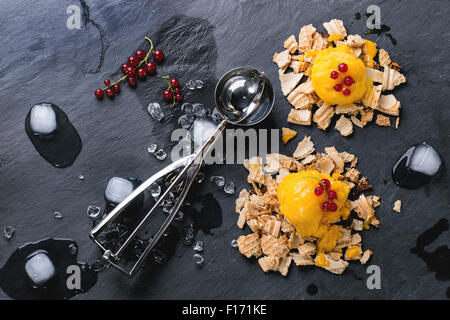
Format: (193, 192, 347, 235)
(393, 200, 402, 213)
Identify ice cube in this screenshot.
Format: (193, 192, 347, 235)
(174, 210, 184, 221)
(409, 143, 442, 176)
(53, 211, 63, 219)
(3, 226, 15, 240)
(25, 250, 55, 286)
(210, 176, 225, 187)
(231, 239, 238, 248)
(30, 103, 57, 135)
(181, 103, 193, 114)
(224, 182, 235, 195)
(186, 80, 196, 90)
(196, 172, 205, 183)
(147, 102, 164, 121)
(195, 80, 204, 89)
(87, 205, 102, 220)
(193, 253, 204, 266)
(147, 144, 157, 154)
(178, 114, 194, 129)
(193, 241, 204, 252)
(190, 117, 217, 147)
(210, 107, 224, 123)
(105, 177, 134, 204)
(154, 149, 167, 160)
(165, 192, 175, 204)
(162, 204, 173, 214)
(192, 103, 210, 117)
(149, 183, 161, 198)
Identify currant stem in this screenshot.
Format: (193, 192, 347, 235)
(303, 176, 329, 201)
(101, 36, 154, 90)
(159, 75, 176, 107)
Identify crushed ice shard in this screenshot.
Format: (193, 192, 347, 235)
(24, 250, 56, 287)
(30, 103, 57, 135)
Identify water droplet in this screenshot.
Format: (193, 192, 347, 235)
(68, 244, 77, 255)
(147, 102, 164, 121)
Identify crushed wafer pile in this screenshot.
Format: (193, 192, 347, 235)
(273, 19, 406, 136)
(235, 136, 381, 276)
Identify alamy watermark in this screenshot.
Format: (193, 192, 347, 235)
(66, 5, 82, 30)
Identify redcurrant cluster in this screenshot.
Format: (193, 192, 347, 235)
(160, 76, 183, 107)
(95, 37, 165, 99)
(313, 178, 338, 212)
(330, 63, 353, 97)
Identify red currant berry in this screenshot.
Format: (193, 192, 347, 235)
(145, 62, 156, 75)
(113, 84, 121, 93)
(128, 55, 139, 67)
(338, 63, 348, 73)
(321, 179, 331, 190)
(135, 49, 146, 61)
(105, 88, 115, 99)
(121, 63, 129, 73)
(137, 68, 147, 79)
(322, 202, 331, 211)
(334, 83, 343, 92)
(126, 66, 136, 77)
(328, 202, 338, 212)
(95, 89, 104, 99)
(174, 87, 182, 94)
(343, 76, 353, 86)
(104, 79, 111, 86)
(153, 49, 165, 63)
(163, 89, 173, 102)
(343, 88, 351, 96)
(169, 78, 180, 88)
(330, 71, 339, 79)
(314, 185, 324, 196)
(327, 190, 337, 200)
(175, 93, 183, 102)
(127, 76, 137, 87)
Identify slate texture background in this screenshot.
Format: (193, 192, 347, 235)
(0, 0, 449, 299)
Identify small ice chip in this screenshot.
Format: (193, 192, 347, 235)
(53, 211, 63, 219)
(186, 80, 196, 90)
(30, 103, 57, 135)
(193, 253, 204, 266)
(409, 143, 442, 176)
(147, 102, 164, 121)
(210, 176, 225, 187)
(162, 204, 173, 214)
(192, 103, 210, 117)
(224, 182, 235, 195)
(154, 149, 167, 160)
(174, 210, 184, 221)
(147, 144, 157, 154)
(165, 192, 175, 204)
(149, 183, 161, 198)
(181, 102, 193, 114)
(231, 239, 238, 248)
(68, 244, 77, 255)
(178, 114, 194, 129)
(195, 80, 204, 89)
(25, 250, 56, 286)
(193, 241, 204, 252)
(190, 118, 217, 147)
(105, 177, 134, 204)
(210, 107, 224, 123)
(196, 172, 205, 183)
(87, 205, 102, 220)
(78, 174, 85, 180)
(3, 226, 15, 240)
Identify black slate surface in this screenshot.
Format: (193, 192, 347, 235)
(0, 0, 449, 300)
